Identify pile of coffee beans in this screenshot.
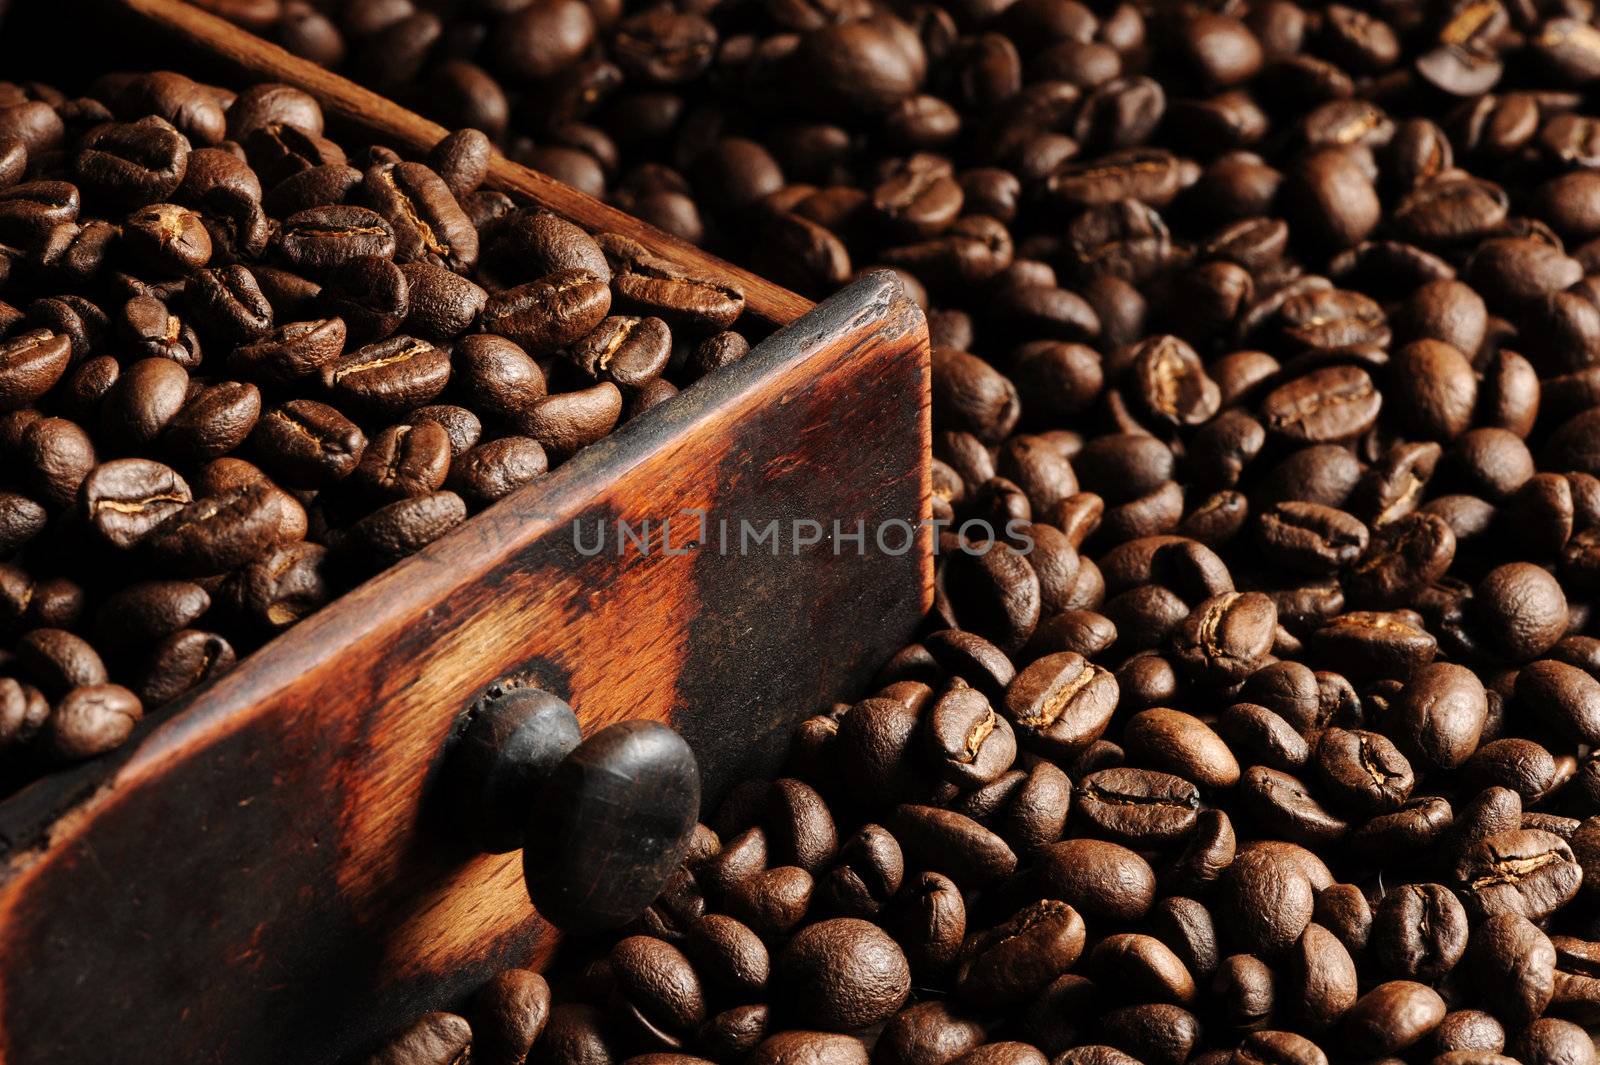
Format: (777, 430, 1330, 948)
(0, 70, 748, 784)
(304, 0, 1600, 1062)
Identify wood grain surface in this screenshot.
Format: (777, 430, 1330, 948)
(0, 271, 930, 1065)
(105, 0, 816, 328)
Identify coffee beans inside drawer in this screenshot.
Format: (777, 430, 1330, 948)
(0, 72, 748, 785)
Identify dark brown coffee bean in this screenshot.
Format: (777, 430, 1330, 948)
(82, 458, 192, 549)
(230, 317, 347, 384)
(323, 335, 451, 417)
(892, 804, 1017, 888)
(354, 421, 452, 500)
(364, 161, 478, 270)
(1473, 563, 1568, 661)
(276, 204, 396, 275)
(925, 680, 1016, 787)
(346, 491, 467, 563)
(45, 683, 142, 762)
(1231, 1030, 1327, 1065)
(1172, 591, 1277, 686)
(1090, 932, 1197, 1006)
(1341, 981, 1446, 1057)
(252, 399, 367, 488)
(0, 329, 70, 410)
(1371, 884, 1468, 982)
(164, 381, 262, 461)
(1076, 766, 1199, 845)
(567, 315, 672, 390)
(471, 969, 550, 1065)
(1314, 728, 1413, 814)
(138, 628, 234, 705)
(1038, 837, 1156, 923)
(777, 917, 909, 1032)
(15, 628, 107, 696)
(1123, 707, 1239, 789)
(319, 255, 408, 342)
(74, 116, 190, 206)
(1260, 366, 1382, 444)
(147, 483, 287, 575)
(1004, 651, 1118, 757)
(1222, 843, 1320, 955)
(1467, 913, 1556, 1027)
(1456, 829, 1582, 922)
(482, 269, 613, 358)
(1257, 503, 1368, 575)
(1288, 922, 1357, 1033)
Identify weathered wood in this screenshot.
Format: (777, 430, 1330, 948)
(0, 271, 931, 1065)
(106, 0, 816, 329)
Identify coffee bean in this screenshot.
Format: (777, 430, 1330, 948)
(138, 629, 235, 705)
(322, 335, 451, 417)
(1467, 913, 1556, 1028)
(1038, 837, 1156, 923)
(1003, 651, 1118, 757)
(252, 399, 367, 488)
(1172, 592, 1276, 686)
(481, 269, 612, 355)
(276, 204, 396, 275)
(1456, 829, 1582, 922)
(777, 918, 909, 1031)
(45, 683, 142, 762)
(1076, 767, 1199, 846)
(1341, 981, 1446, 1057)
(144, 484, 280, 580)
(82, 458, 192, 549)
(1260, 366, 1382, 443)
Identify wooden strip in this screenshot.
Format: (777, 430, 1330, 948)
(110, 0, 816, 328)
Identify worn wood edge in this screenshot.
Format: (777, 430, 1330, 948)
(0, 270, 927, 879)
(105, 0, 816, 328)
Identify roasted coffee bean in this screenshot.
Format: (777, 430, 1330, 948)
(1467, 913, 1556, 1027)
(322, 335, 451, 417)
(364, 161, 478, 270)
(1457, 829, 1582, 921)
(45, 683, 142, 762)
(957, 899, 1084, 1011)
(354, 422, 452, 500)
(251, 399, 367, 488)
(1313, 728, 1413, 814)
(777, 918, 909, 1031)
(82, 458, 192, 549)
(925, 680, 1016, 787)
(138, 629, 234, 705)
(0, 329, 70, 411)
(1075, 767, 1199, 846)
(276, 204, 396, 275)
(1172, 592, 1276, 686)
(481, 269, 612, 355)
(1038, 837, 1156, 923)
(1371, 884, 1468, 982)
(1341, 981, 1446, 1057)
(346, 491, 467, 563)
(163, 381, 262, 461)
(21, 416, 95, 509)
(146, 484, 287, 575)
(1004, 651, 1118, 757)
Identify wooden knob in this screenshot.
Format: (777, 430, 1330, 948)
(441, 684, 582, 854)
(523, 720, 701, 935)
(441, 688, 700, 933)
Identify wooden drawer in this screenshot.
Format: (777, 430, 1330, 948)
(0, 7, 933, 1062)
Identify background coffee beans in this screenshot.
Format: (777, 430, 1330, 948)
(0, 70, 749, 786)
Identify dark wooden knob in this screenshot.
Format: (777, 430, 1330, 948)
(442, 684, 584, 854)
(523, 720, 701, 935)
(441, 687, 700, 933)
